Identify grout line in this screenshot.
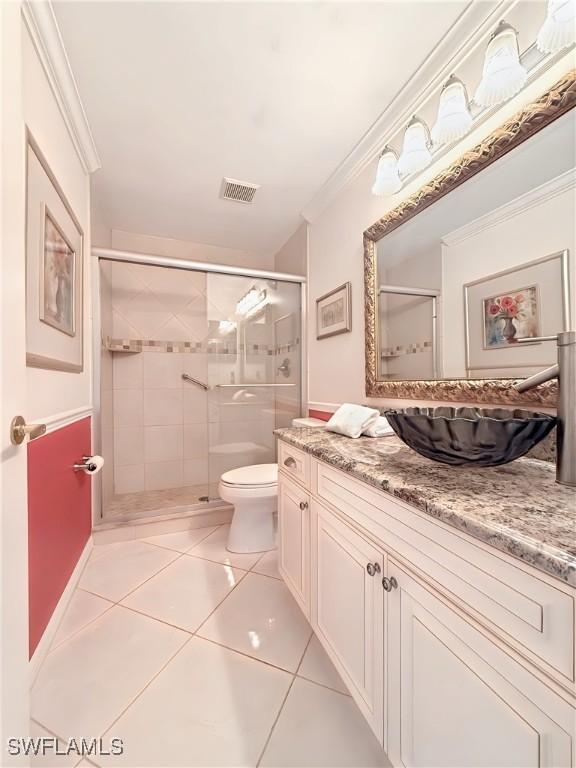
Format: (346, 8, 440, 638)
(47, 602, 117, 654)
(294, 631, 313, 677)
(195, 635, 297, 676)
(138, 523, 222, 553)
(255, 673, 297, 767)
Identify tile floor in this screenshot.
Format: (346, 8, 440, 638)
(31, 523, 389, 768)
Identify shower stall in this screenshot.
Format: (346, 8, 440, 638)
(93, 249, 305, 524)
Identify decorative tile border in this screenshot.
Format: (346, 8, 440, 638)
(381, 341, 432, 358)
(103, 336, 295, 356)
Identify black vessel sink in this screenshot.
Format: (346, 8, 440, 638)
(384, 407, 556, 467)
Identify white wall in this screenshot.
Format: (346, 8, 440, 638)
(22, 22, 92, 421)
(443, 183, 576, 378)
(274, 222, 308, 276)
(107, 228, 274, 272)
(306, 58, 575, 411)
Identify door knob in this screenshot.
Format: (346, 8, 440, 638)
(10, 415, 46, 446)
(366, 562, 381, 576)
(382, 576, 398, 592)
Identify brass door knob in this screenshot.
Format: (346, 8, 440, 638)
(10, 415, 46, 446)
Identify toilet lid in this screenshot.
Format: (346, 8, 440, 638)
(221, 463, 278, 487)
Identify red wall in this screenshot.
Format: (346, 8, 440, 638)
(27, 417, 92, 657)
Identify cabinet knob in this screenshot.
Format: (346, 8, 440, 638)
(366, 562, 381, 576)
(299, 501, 308, 511)
(283, 456, 297, 468)
(382, 576, 398, 592)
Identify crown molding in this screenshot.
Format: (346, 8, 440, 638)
(21, 0, 101, 174)
(301, 0, 516, 223)
(442, 169, 576, 247)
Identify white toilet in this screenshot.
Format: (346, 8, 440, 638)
(219, 463, 278, 553)
(220, 418, 325, 554)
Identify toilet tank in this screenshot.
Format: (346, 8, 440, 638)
(291, 417, 326, 428)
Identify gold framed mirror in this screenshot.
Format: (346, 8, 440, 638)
(364, 70, 576, 407)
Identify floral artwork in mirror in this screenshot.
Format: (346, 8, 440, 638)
(363, 71, 576, 406)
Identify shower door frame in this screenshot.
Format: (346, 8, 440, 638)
(90, 247, 307, 526)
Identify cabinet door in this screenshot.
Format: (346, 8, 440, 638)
(387, 558, 573, 768)
(278, 475, 310, 618)
(313, 502, 384, 745)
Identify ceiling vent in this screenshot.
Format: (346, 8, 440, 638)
(220, 177, 260, 204)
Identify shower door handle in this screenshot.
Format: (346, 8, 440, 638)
(182, 374, 209, 390)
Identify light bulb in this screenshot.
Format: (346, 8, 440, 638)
(537, 0, 576, 53)
(371, 147, 402, 196)
(398, 117, 432, 177)
(431, 75, 473, 145)
(474, 21, 527, 108)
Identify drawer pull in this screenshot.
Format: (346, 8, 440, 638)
(299, 501, 309, 511)
(382, 576, 398, 592)
(284, 456, 297, 469)
(366, 562, 381, 576)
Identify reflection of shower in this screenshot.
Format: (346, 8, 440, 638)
(379, 283, 440, 379)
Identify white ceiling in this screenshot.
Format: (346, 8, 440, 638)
(54, 1, 469, 257)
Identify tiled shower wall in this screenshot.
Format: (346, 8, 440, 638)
(100, 262, 296, 506)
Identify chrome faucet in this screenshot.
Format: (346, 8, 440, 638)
(515, 331, 576, 486)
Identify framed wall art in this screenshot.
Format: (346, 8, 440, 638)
(26, 136, 84, 372)
(316, 282, 352, 340)
(464, 250, 570, 378)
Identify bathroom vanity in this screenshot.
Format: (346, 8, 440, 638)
(275, 427, 576, 767)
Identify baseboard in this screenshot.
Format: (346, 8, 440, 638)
(29, 535, 93, 685)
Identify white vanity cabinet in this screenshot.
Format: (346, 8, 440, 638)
(312, 501, 385, 744)
(277, 439, 576, 767)
(386, 559, 572, 768)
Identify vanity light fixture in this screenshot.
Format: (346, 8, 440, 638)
(431, 75, 473, 146)
(235, 287, 268, 317)
(371, 146, 402, 197)
(474, 20, 527, 107)
(218, 319, 236, 335)
(397, 116, 433, 177)
(537, 0, 576, 52)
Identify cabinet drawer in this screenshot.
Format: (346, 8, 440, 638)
(278, 441, 310, 488)
(315, 461, 575, 687)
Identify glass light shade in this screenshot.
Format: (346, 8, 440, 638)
(431, 76, 473, 145)
(474, 21, 527, 107)
(397, 117, 432, 177)
(371, 147, 402, 196)
(537, 0, 576, 53)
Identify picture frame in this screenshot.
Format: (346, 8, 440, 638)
(464, 250, 570, 378)
(316, 282, 352, 340)
(26, 135, 84, 372)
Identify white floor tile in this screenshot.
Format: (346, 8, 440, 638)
(197, 572, 311, 671)
(121, 556, 245, 632)
(31, 606, 188, 740)
(188, 525, 263, 570)
(51, 590, 113, 649)
(297, 633, 348, 694)
(79, 541, 179, 602)
(260, 678, 389, 768)
(98, 637, 291, 767)
(29, 721, 78, 767)
(141, 526, 218, 553)
(252, 549, 280, 579)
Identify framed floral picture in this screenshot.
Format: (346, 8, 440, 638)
(482, 285, 539, 349)
(464, 251, 570, 378)
(26, 136, 84, 372)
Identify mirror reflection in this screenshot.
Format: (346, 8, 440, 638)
(376, 110, 575, 382)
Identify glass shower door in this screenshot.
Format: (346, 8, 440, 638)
(205, 273, 302, 499)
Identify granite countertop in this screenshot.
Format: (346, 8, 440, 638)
(274, 427, 576, 586)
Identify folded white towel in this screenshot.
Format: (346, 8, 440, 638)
(325, 403, 380, 439)
(363, 415, 394, 437)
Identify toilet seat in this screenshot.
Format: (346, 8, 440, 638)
(220, 463, 278, 489)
